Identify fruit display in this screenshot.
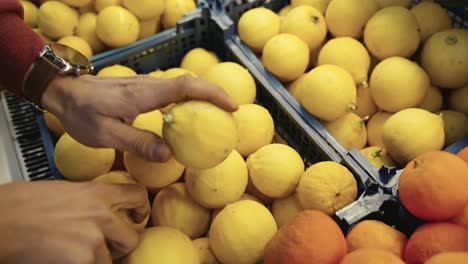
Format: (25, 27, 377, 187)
(21, 0, 197, 57)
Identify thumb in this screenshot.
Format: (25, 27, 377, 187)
(100, 117, 172, 162)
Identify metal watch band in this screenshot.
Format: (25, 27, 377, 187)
(23, 57, 58, 111)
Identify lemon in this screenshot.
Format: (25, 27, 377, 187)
(162, 68, 197, 78)
(37, 1, 78, 39)
(238, 8, 281, 53)
(281, 6, 327, 51)
(317, 37, 371, 87)
(192, 238, 220, 264)
(287, 73, 306, 101)
(360, 146, 396, 168)
(20, 1, 38, 27)
(211, 193, 262, 222)
(382, 108, 445, 164)
(364, 7, 420, 60)
(439, 110, 468, 147)
(54, 133, 115, 181)
(233, 104, 275, 157)
(62, 0, 91, 7)
(123, 226, 199, 264)
(122, 0, 165, 20)
(272, 194, 303, 228)
(203, 62, 256, 105)
(92, 170, 135, 184)
(148, 69, 165, 78)
(97, 64, 137, 76)
(209, 200, 278, 264)
(96, 6, 139, 48)
(57, 36, 93, 59)
(43, 112, 65, 137)
(278, 5, 293, 19)
(78, 1, 94, 14)
(162, 0, 196, 29)
(410, 2, 451, 42)
(246, 144, 304, 198)
(449, 85, 468, 115)
(296, 161, 358, 215)
(262, 34, 309, 82)
(185, 150, 248, 208)
(138, 18, 161, 39)
(245, 177, 274, 205)
(124, 152, 185, 192)
(76, 12, 107, 54)
(420, 29, 468, 89)
(418, 85, 443, 113)
(95, 0, 121, 12)
(367, 112, 392, 148)
(32, 28, 51, 43)
(291, 0, 330, 14)
(152, 183, 211, 239)
(324, 113, 368, 151)
(180, 48, 220, 76)
(325, 0, 379, 38)
(375, 0, 411, 8)
(370, 57, 430, 112)
(355, 86, 378, 118)
(298, 64, 357, 121)
(132, 109, 163, 136)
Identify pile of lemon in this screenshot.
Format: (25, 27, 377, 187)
(238, 0, 468, 167)
(21, 0, 197, 58)
(47, 47, 360, 263)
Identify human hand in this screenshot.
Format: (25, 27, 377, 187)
(41, 74, 238, 162)
(0, 181, 150, 264)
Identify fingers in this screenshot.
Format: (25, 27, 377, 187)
(101, 213, 140, 259)
(95, 243, 113, 264)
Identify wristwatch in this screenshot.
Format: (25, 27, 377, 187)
(22, 43, 94, 111)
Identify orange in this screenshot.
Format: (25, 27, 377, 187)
(457, 146, 468, 163)
(264, 210, 347, 264)
(398, 151, 468, 221)
(425, 252, 468, 264)
(340, 248, 405, 264)
(405, 222, 468, 264)
(452, 203, 468, 230)
(346, 220, 407, 258)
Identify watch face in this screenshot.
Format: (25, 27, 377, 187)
(49, 43, 91, 69)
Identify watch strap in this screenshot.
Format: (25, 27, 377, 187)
(23, 56, 58, 110)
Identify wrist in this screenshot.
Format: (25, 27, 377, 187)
(41, 75, 73, 116)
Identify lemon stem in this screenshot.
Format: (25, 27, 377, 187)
(372, 148, 382, 158)
(413, 160, 422, 169)
(357, 80, 369, 89)
(311, 16, 319, 24)
(163, 114, 173, 124)
(348, 104, 358, 111)
(445, 35, 458, 45)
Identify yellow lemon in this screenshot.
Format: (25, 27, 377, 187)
(202, 62, 256, 105)
(278, 5, 293, 19)
(20, 1, 38, 27)
(62, 0, 92, 7)
(287, 73, 307, 101)
(296, 161, 358, 215)
(96, 6, 139, 48)
(281, 5, 327, 51)
(367, 112, 393, 148)
(94, 0, 122, 12)
(291, 0, 330, 14)
(238, 8, 281, 53)
(123, 226, 199, 264)
(180, 48, 220, 76)
(233, 104, 275, 157)
(298, 64, 357, 121)
(382, 108, 445, 165)
(57, 36, 93, 59)
(262, 33, 309, 82)
(449, 85, 468, 115)
(185, 150, 248, 208)
(364, 6, 420, 60)
(43, 112, 65, 137)
(370, 57, 430, 113)
(192, 238, 220, 264)
(122, 0, 165, 20)
(209, 200, 278, 264)
(138, 18, 162, 40)
(124, 152, 185, 192)
(76, 12, 107, 54)
(410, 2, 451, 42)
(418, 84, 443, 113)
(92, 170, 135, 184)
(162, 0, 196, 29)
(245, 176, 274, 205)
(317, 37, 371, 87)
(132, 109, 163, 136)
(148, 69, 165, 78)
(439, 110, 468, 147)
(32, 28, 51, 43)
(324, 113, 368, 151)
(97, 64, 137, 76)
(162, 68, 197, 78)
(54, 133, 115, 181)
(37, 1, 78, 39)
(355, 86, 378, 118)
(420, 29, 468, 89)
(360, 146, 396, 168)
(246, 144, 304, 198)
(375, 0, 411, 8)
(272, 194, 303, 228)
(325, 0, 379, 38)
(78, 1, 94, 14)
(211, 193, 261, 222)
(151, 183, 211, 239)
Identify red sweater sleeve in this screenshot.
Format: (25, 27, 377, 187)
(0, 0, 45, 96)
